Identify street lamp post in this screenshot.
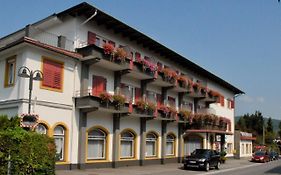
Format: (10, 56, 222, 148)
(18, 66, 43, 114)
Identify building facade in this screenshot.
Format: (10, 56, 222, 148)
(234, 131, 256, 158)
(0, 2, 243, 170)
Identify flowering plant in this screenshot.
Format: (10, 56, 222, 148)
(103, 43, 115, 55)
(159, 105, 170, 115)
(147, 101, 156, 112)
(177, 75, 189, 88)
(135, 100, 147, 111)
(112, 94, 126, 109)
(114, 47, 127, 62)
(178, 110, 191, 120)
(99, 92, 112, 103)
(142, 59, 157, 72)
(192, 83, 201, 92)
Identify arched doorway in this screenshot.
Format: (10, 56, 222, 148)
(184, 134, 203, 156)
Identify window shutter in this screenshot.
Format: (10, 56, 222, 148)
(88, 31, 96, 45)
(157, 94, 162, 108)
(231, 100, 235, 109)
(92, 76, 106, 96)
(135, 87, 141, 102)
(220, 95, 225, 107)
(42, 59, 63, 90)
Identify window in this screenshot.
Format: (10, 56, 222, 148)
(42, 57, 64, 91)
(226, 143, 232, 154)
(166, 134, 175, 156)
(92, 75, 107, 96)
(146, 133, 158, 157)
(168, 96, 176, 107)
(120, 131, 135, 158)
(35, 123, 48, 134)
(54, 125, 66, 161)
(146, 91, 156, 104)
(121, 84, 134, 103)
(87, 128, 107, 160)
(4, 56, 16, 87)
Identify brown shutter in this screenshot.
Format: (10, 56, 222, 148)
(87, 31, 96, 45)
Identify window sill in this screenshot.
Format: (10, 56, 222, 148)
(145, 156, 158, 160)
(86, 159, 109, 163)
(56, 161, 70, 165)
(119, 157, 137, 161)
(40, 85, 63, 93)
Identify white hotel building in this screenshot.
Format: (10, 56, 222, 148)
(0, 2, 243, 170)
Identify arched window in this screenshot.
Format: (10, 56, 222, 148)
(35, 123, 47, 134)
(120, 131, 135, 158)
(87, 128, 107, 160)
(54, 125, 66, 161)
(166, 134, 175, 156)
(146, 132, 158, 157)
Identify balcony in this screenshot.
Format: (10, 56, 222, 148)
(125, 61, 157, 80)
(187, 113, 230, 132)
(75, 90, 129, 114)
(77, 44, 132, 71)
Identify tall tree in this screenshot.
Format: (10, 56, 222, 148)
(266, 117, 273, 133)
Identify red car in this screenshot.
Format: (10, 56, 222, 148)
(251, 151, 270, 163)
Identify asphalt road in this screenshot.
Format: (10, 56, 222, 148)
(202, 159, 281, 175)
(57, 159, 281, 175)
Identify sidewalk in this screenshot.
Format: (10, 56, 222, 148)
(56, 157, 252, 175)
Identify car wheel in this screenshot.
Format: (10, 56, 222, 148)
(215, 161, 220, 170)
(205, 162, 210, 172)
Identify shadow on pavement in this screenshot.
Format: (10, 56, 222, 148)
(265, 165, 281, 174)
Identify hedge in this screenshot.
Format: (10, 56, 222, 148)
(0, 115, 56, 175)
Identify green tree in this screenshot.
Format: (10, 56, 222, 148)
(266, 117, 273, 133)
(278, 121, 281, 138)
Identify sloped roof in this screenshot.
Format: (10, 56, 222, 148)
(57, 2, 243, 94)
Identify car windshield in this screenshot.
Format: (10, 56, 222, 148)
(192, 149, 209, 155)
(255, 152, 265, 156)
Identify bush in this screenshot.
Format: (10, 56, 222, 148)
(0, 115, 56, 175)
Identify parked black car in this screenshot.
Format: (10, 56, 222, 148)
(183, 149, 221, 171)
(269, 151, 279, 161)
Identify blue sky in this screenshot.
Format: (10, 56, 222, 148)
(1, 0, 281, 119)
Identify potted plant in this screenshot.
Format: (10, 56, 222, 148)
(158, 105, 170, 118)
(192, 83, 201, 92)
(220, 151, 227, 163)
(114, 47, 127, 63)
(112, 94, 126, 110)
(99, 92, 112, 108)
(177, 75, 188, 88)
(142, 59, 157, 75)
(103, 43, 115, 55)
(135, 100, 147, 113)
(161, 68, 178, 84)
(147, 101, 156, 115)
(178, 109, 191, 122)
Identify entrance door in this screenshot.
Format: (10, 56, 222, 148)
(184, 135, 203, 156)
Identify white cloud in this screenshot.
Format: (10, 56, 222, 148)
(239, 95, 265, 104)
(256, 97, 265, 103)
(239, 95, 253, 103)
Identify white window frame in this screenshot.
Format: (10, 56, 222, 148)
(146, 133, 157, 157)
(87, 129, 106, 160)
(166, 135, 175, 156)
(54, 126, 65, 161)
(120, 131, 135, 159)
